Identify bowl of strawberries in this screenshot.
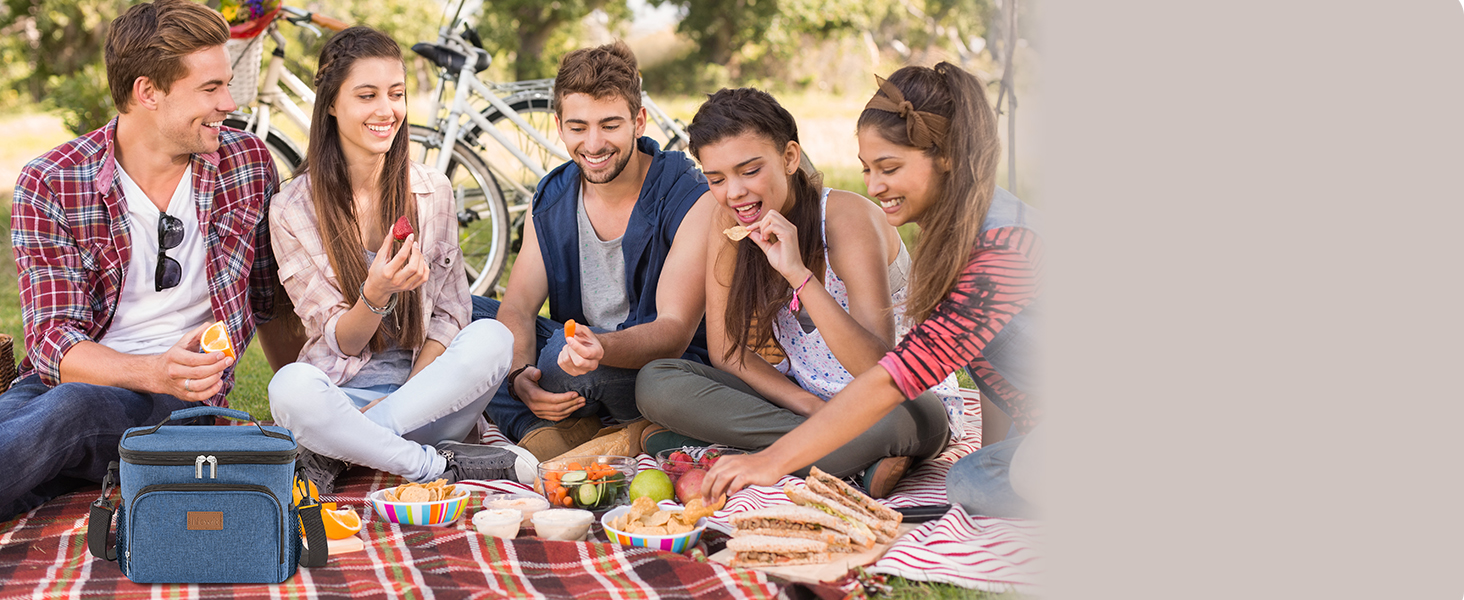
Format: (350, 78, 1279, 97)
(654, 445, 749, 488)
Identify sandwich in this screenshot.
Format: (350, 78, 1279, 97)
(729, 505, 866, 552)
(726, 535, 829, 567)
(784, 466, 903, 544)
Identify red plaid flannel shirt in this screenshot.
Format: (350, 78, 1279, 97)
(9, 119, 280, 405)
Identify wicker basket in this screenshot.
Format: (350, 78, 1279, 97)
(226, 34, 266, 108)
(0, 333, 17, 394)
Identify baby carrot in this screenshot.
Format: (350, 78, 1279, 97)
(565, 319, 576, 340)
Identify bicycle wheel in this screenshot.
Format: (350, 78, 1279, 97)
(408, 124, 510, 297)
(223, 117, 304, 178)
(473, 93, 563, 208)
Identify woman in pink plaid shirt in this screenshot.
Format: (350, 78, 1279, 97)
(266, 27, 534, 493)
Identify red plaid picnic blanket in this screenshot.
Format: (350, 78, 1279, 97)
(1, 390, 1035, 596)
(0, 469, 778, 599)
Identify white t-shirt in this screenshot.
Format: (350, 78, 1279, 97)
(97, 163, 213, 355)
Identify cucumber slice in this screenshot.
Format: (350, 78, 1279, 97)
(561, 471, 588, 485)
(576, 482, 600, 506)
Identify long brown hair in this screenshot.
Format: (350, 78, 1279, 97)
(857, 63, 1000, 324)
(300, 27, 423, 352)
(687, 88, 825, 363)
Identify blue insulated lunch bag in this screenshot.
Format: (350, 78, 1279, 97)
(87, 406, 329, 583)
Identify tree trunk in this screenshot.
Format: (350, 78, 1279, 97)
(513, 4, 564, 81)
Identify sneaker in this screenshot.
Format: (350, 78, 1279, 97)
(436, 441, 520, 483)
(861, 456, 914, 499)
(296, 448, 348, 496)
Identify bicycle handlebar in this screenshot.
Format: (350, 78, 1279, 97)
(310, 13, 349, 32)
(280, 5, 348, 33)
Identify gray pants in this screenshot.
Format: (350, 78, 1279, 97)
(636, 359, 949, 479)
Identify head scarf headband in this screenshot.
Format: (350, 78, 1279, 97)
(863, 75, 950, 150)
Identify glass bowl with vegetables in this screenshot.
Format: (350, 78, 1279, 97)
(536, 455, 637, 511)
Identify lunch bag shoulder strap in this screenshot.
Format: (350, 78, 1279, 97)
(87, 462, 120, 561)
(294, 473, 329, 568)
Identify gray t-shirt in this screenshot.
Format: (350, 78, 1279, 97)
(576, 187, 630, 329)
(340, 248, 414, 388)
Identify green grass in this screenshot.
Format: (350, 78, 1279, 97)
(885, 578, 1023, 600)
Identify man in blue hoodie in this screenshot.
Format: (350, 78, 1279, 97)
(472, 41, 713, 460)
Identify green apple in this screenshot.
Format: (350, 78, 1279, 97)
(628, 468, 675, 504)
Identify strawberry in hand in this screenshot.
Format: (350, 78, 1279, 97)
(392, 215, 414, 241)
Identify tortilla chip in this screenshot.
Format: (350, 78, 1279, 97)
(399, 486, 431, 502)
(628, 496, 657, 521)
(681, 495, 725, 523)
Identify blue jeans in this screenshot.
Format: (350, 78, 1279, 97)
(472, 296, 640, 442)
(947, 433, 1032, 518)
(0, 375, 201, 522)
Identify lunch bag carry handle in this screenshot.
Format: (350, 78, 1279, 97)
(125, 406, 292, 441)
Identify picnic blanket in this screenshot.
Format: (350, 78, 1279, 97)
(0, 469, 779, 599)
(0, 390, 1039, 597)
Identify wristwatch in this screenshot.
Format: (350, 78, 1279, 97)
(505, 364, 534, 402)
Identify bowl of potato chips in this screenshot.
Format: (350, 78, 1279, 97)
(368, 479, 469, 526)
(601, 495, 725, 553)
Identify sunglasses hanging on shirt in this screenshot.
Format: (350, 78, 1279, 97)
(155, 212, 184, 291)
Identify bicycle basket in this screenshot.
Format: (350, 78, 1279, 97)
(225, 35, 266, 108)
(222, 0, 281, 39)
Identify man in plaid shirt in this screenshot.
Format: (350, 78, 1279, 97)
(0, 0, 294, 522)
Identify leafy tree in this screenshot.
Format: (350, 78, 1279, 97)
(0, 0, 440, 135)
(1, 0, 127, 134)
(472, 0, 631, 81)
(647, 0, 870, 79)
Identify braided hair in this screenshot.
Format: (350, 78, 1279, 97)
(301, 26, 423, 352)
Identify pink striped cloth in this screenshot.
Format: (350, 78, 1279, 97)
(869, 509, 1041, 594)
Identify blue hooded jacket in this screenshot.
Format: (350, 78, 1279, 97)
(531, 136, 710, 364)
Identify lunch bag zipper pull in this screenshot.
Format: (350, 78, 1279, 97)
(195, 455, 218, 479)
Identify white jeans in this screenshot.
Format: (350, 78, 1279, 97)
(270, 319, 513, 482)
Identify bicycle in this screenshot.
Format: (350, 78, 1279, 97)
(407, 0, 692, 295)
(223, 5, 347, 177)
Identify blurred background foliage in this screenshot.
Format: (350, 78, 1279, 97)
(0, 0, 1034, 136)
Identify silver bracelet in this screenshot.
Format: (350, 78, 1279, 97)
(358, 282, 396, 316)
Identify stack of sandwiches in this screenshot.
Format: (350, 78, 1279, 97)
(725, 467, 904, 567)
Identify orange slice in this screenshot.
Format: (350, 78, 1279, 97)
(201, 321, 235, 359)
(321, 507, 362, 540)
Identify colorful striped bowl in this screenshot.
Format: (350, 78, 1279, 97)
(368, 488, 469, 526)
(600, 505, 706, 553)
